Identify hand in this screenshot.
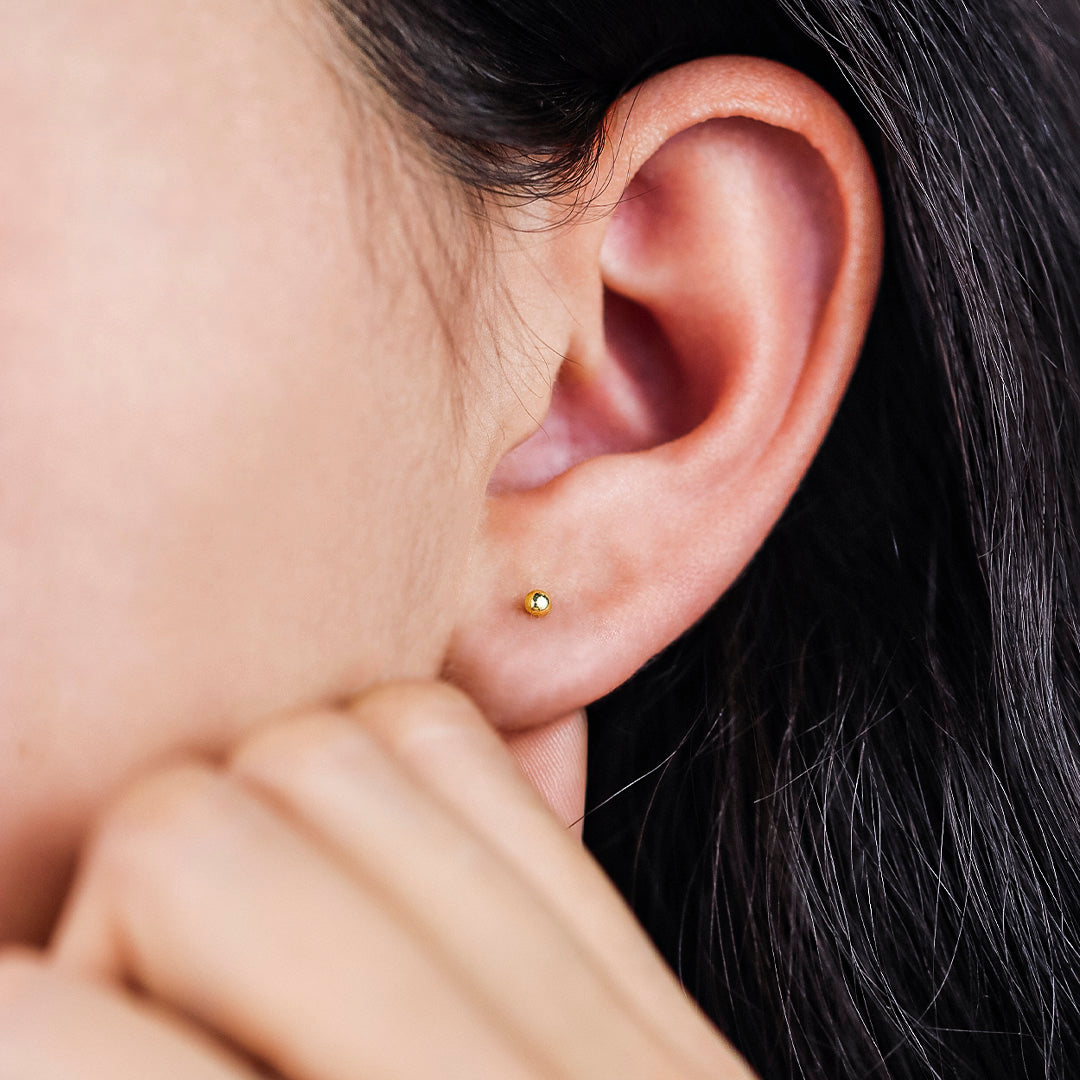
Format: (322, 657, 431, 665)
(0, 682, 754, 1079)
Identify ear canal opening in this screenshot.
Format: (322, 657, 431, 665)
(488, 288, 715, 495)
(603, 289, 715, 440)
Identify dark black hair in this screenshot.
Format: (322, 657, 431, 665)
(326, 2, 1080, 1076)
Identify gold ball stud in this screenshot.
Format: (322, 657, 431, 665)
(524, 590, 552, 618)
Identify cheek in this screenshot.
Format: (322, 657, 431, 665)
(0, 334, 475, 942)
(1, 329, 470, 704)
(0, 2, 483, 941)
(0, 193, 477, 941)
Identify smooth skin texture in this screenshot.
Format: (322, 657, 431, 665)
(0, 0, 882, 1073)
(21, 683, 748, 1080)
(0, 0, 537, 941)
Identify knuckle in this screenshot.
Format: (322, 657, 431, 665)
(348, 680, 487, 746)
(230, 709, 374, 785)
(82, 764, 241, 907)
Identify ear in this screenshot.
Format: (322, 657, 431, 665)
(445, 56, 883, 730)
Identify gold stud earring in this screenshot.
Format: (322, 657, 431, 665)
(523, 590, 552, 618)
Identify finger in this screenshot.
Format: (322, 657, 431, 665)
(0, 950, 259, 1080)
(346, 683, 745, 1079)
(230, 702, 678, 1079)
(502, 709, 588, 839)
(50, 765, 541, 1080)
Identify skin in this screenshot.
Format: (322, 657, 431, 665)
(0, 0, 883, 1074)
(0, 2, 734, 1072)
(0, 0, 543, 943)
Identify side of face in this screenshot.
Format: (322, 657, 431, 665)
(0, 2, 884, 946)
(0, 0, 537, 942)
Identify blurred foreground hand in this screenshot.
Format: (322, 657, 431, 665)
(0, 682, 755, 1079)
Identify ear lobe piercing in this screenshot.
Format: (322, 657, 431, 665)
(523, 590, 552, 618)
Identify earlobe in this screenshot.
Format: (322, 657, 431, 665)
(445, 56, 883, 730)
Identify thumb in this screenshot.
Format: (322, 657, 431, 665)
(502, 710, 588, 840)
